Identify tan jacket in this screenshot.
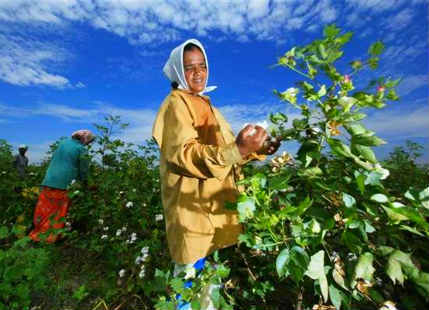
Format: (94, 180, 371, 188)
(152, 89, 263, 263)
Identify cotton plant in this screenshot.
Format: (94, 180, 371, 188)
(225, 24, 429, 309)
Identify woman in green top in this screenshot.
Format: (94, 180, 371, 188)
(29, 130, 95, 243)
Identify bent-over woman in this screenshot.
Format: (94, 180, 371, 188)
(29, 130, 95, 243)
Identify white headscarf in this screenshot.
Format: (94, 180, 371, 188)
(163, 38, 217, 95)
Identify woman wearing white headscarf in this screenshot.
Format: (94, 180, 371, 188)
(152, 39, 280, 309)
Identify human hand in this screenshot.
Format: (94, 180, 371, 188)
(258, 136, 282, 155)
(236, 124, 268, 158)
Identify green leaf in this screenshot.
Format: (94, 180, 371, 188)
(352, 144, 377, 163)
(318, 43, 327, 59)
(400, 225, 425, 237)
(329, 285, 344, 310)
(324, 24, 341, 38)
(191, 300, 201, 310)
(387, 255, 404, 285)
(237, 196, 256, 222)
(383, 206, 409, 223)
(344, 112, 367, 122)
(318, 85, 327, 97)
(386, 250, 419, 286)
(404, 190, 415, 201)
(333, 269, 347, 290)
(0, 226, 8, 239)
(210, 288, 221, 308)
(342, 192, 356, 208)
(356, 174, 366, 194)
(354, 252, 375, 282)
(337, 32, 353, 45)
(327, 138, 353, 158)
(216, 265, 230, 278)
(368, 41, 385, 56)
(276, 248, 290, 277)
(365, 171, 383, 186)
(386, 89, 399, 101)
(289, 246, 310, 283)
(413, 271, 429, 295)
(352, 134, 386, 146)
(378, 246, 394, 256)
(338, 97, 358, 111)
(270, 112, 288, 124)
(370, 193, 389, 203)
(170, 278, 184, 293)
(305, 250, 329, 302)
(419, 187, 429, 201)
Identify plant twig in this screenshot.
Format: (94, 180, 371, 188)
(296, 287, 304, 310)
(239, 251, 257, 281)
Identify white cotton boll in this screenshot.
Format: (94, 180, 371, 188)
(98, 219, 104, 225)
(118, 269, 126, 278)
(143, 203, 147, 207)
(135, 256, 143, 265)
(131, 233, 137, 241)
(116, 229, 122, 237)
(121, 226, 127, 232)
(141, 253, 149, 262)
(141, 246, 149, 255)
(101, 234, 108, 240)
(155, 214, 163, 221)
(103, 226, 109, 231)
(71, 179, 76, 185)
(379, 301, 397, 310)
(126, 201, 134, 208)
(243, 121, 268, 136)
(184, 266, 196, 280)
(255, 120, 268, 130)
(139, 267, 146, 279)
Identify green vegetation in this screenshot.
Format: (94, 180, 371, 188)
(0, 25, 428, 310)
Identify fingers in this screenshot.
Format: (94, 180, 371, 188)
(239, 124, 256, 138)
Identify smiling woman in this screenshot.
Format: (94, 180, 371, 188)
(152, 38, 280, 309)
(183, 43, 207, 94)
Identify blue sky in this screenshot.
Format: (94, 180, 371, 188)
(0, 0, 428, 163)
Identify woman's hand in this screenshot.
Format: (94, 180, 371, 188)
(236, 124, 268, 158)
(259, 136, 281, 155)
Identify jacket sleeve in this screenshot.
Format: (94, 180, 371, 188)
(78, 148, 89, 182)
(162, 96, 243, 181)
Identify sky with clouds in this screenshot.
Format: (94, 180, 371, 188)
(0, 0, 428, 163)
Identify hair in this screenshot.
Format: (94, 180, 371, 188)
(184, 43, 202, 53)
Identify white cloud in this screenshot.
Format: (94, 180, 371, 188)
(364, 102, 429, 140)
(0, 33, 71, 87)
(397, 75, 429, 97)
(75, 81, 86, 88)
(0, 0, 341, 45)
(0, 0, 426, 89)
(345, 0, 406, 12)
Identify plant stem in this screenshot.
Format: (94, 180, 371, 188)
(296, 286, 304, 310)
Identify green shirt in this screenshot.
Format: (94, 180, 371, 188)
(42, 138, 89, 190)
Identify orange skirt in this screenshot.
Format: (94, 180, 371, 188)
(29, 187, 70, 243)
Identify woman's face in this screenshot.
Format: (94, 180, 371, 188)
(183, 48, 207, 94)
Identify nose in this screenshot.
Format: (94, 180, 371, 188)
(193, 67, 202, 76)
